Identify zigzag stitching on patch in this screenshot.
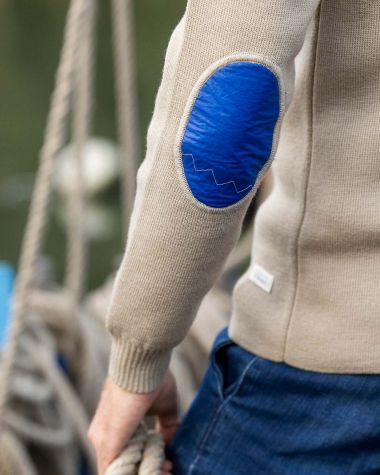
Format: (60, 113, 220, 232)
(183, 153, 253, 195)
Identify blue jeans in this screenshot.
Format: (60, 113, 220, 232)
(167, 327, 380, 474)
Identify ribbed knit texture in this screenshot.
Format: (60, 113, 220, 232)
(109, 339, 171, 392)
(106, 0, 380, 392)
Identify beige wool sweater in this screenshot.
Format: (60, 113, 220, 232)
(106, 0, 380, 392)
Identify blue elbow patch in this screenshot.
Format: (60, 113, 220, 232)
(180, 62, 280, 208)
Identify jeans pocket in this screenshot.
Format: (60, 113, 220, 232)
(210, 327, 256, 400)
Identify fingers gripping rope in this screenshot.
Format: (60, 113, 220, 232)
(105, 424, 165, 475)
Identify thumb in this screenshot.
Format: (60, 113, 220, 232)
(151, 371, 180, 444)
(155, 409, 180, 445)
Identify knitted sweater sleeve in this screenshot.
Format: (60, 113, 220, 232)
(106, 0, 320, 392)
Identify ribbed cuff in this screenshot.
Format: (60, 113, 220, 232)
(108, 338, 172, 393)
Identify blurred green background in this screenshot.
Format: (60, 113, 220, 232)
(0, 0, 185, 289)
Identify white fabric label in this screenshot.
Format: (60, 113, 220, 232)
(249, 263, 274, 293)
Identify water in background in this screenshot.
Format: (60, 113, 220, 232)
(0, 0, 185, 289)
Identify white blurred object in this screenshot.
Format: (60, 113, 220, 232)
(55, 200, 119, 241)
(55, 137, 120, 197)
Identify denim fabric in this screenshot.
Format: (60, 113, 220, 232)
(167, 327, 380, 475)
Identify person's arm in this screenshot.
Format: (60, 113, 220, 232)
(89, 0, 320, 471)
(107, 0, 320, 393)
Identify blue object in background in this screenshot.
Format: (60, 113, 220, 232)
(181, 61, 280, 208)
(0, 262, 15, 349)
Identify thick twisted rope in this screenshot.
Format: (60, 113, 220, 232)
(0, 430, 39, 475)
(65, 0, 97, 303)
(0, 0, 91, 430)
(105, 425, 164, 475)
(0, 0, 166, 472)
(111, 0, 140, 235)
(1, 313, 97, 472)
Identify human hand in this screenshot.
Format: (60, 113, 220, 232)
(88, 370, 179, 475)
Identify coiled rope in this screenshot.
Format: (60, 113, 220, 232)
(0, 0, 91, 427)
(0, 0, 165, 473)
